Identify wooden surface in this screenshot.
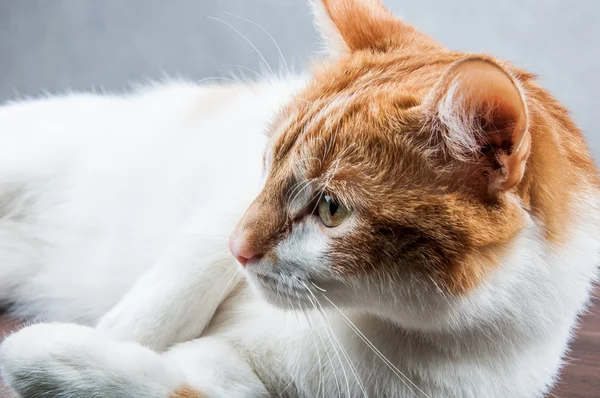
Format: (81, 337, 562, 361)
(551, 290, 600, 397)
(0, 290, 598, 397)
(0, 315, 21, 398)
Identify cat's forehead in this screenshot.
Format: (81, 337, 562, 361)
(264, 55, 458, 193)
(268, 54, 445, 157)
(269, 89, 425, 185)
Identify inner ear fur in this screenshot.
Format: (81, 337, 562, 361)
(422, 57, 530, 193)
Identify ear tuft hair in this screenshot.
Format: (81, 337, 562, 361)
(423, 57, 530, 192)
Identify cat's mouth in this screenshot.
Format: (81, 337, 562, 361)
(245, 269, 319, 310)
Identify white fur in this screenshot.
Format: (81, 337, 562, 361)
(0, 76, 597, 398)
(0, 5, 599, 398)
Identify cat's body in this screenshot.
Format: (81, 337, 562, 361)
(0, 80, 301, 324)
(0, 1, 598, 397)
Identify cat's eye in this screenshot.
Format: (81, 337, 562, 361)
(317, 195, 351, 228)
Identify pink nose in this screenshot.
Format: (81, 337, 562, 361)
(229, 231, 262, 267)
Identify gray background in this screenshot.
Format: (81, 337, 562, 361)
(1, 0, 598, 158)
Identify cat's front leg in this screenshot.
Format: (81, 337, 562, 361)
(0, 323, 188, 398)
(164, 336, 270, 397)
(96, 231, 242, 351)
(0, 323, 267, 398)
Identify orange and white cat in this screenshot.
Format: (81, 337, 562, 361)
(0, 0, 598, 397)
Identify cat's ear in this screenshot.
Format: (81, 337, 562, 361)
(310, 0, 439, 58)
(421, 57, 530, 193)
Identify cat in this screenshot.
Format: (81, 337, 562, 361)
(0, 0, 598, 397)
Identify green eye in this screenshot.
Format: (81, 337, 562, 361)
(317, 195, 351, 228)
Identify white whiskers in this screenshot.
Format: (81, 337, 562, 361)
(195, 76, 239, 84)
(297, 299, 325, 398)
(287, 178, 315, 205)
(219, 64, 262, 79)
(310, 142, 357, 216)
(206, 16, 275, 77)
(297, 280, 368, 398)
(224, 11, 289, 75)
(318, 291, 431, 398)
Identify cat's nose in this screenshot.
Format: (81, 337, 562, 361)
(229, 230, 262, 267)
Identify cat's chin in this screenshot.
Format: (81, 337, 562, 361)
(244, 269, 320, 311)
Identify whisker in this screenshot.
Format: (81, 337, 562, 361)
(310, 184, 328, 216)
(219, 64, 262, 78)
(277, 378, 296, 397)
(325, 116, 342, 159)
(303, 290, 347, 398)
(297, 290, 342, 397)
(319, 293, 430, 398)
(289, 179, 314, 206)
(285, 180, 304, 201)
(299, 281, 367, 397)
(309, 136, 328, 164)
(324, 142, 356, 182)
(195, 76, 238, 84)
(309, 144, 351, 214)
(294, 156, 323, 167)
(308, 141, 357, 214)
(311, 282, 327, 292)
(224, 11, 289, 75)
(293, 156, 323, 174)
(297, 299, 325, 398)
(286, 179, 311, 202)
(311, 312, 341, 398)
(206, 16, 275, 76)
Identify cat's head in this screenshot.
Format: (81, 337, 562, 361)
(230, 0, 532, 330)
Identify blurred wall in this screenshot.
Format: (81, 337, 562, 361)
(0, 0, 598, 157)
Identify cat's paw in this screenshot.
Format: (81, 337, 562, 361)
(0, 323, 187, 398)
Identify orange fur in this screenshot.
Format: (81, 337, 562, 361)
(321, 0, 441, 52)
(234, 0, 598, 294)
(169, 386, 208, 398)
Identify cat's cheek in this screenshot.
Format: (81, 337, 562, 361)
(274, 219, 331, 275)
(277, 221, 327, 259)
